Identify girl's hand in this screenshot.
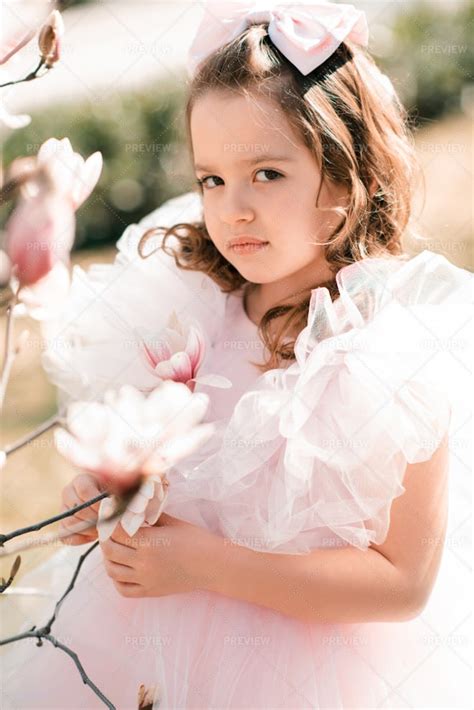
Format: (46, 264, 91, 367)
(59, 473, 105, 545)
(99, 512, 216, 598)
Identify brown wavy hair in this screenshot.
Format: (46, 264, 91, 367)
(138, 23, 422, 373)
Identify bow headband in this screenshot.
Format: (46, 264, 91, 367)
(187, 1, 369, 78)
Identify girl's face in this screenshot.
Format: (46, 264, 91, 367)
(190, 90, 347, 291)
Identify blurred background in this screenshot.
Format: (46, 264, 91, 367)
(0, 0, 472, 610)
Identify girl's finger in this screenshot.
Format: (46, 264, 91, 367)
(110, 522, 140, 549)
(103, 558, 136, 583)
(100, 538, 134, 566)
(61, 492, 99, 521)
(60, 515, 96, 537)
(73, 474, 104, 505)
(61, 531, 97, 546)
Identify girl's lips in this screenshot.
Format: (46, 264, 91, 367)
(229, 242, 270, 255)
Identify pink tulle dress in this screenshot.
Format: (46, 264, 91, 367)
(1, 192, 471, 709)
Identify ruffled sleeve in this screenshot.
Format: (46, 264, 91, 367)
(40, 191, 227, 409)
(166, 250, 472, 553)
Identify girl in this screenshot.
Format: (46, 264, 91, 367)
(2, 2, 471, 708)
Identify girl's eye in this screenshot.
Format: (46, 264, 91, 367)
(196, 169, 283, 191)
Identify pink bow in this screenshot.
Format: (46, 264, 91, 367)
(187, 1, 369, 78)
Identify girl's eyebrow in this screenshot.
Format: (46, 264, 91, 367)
(194, 153, 295, 172)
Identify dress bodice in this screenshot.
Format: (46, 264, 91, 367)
(195, 288, 267, 422)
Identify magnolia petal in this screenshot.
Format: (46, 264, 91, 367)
(18, 261, 71, 321)
(155, 379, 192, 404)
(37, 139, 102, 210)
(185, 324, 206, 371)
(141, 338, 172, 368)
(6, 197, 69, 286)
(38, 139, 81, 194)
(140, 450, 168, 476)
(72, 151, 103, 209)
(168, 351, 193, 383)
(139, 476, 155, 498)
(166, 310, 182, 333)
(193, 374, 233, 388)
(162, 327, 186, 353)
(158, 392, 209, 440)
(54, 428, 102, 471)
(144, 488, 167, 526)
(105, 384, 146, 414)
(66, 401, 109, 444)
(0, 104, 31, 129)
(120, 509, 144, 537)
(127, 489, 152, 515)
(97, 497, 119, 542)
(62, 153, 86, 199)
(102, 431, 140, 474)
(147, 380, 198, 426)
(154, 358, 179, 380)
(158, 422, 215, 466)
(144, 506, 163, 527)
(37, 137, 62, 164)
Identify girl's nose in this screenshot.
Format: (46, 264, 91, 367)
(219, 189, 255, 226)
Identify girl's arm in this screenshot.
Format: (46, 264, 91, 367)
(200, 435, 449, 624)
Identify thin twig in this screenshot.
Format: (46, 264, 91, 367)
(3, 412, 64, 456)
(0, 517, 100, 557)
(0, 487, 138, 558)
(41, 541, 99, 633)
(0, 529, 117, 707)
(0, 492, 109, 546)
(0, 630, 115, 708)
(0, 58, 50, 89)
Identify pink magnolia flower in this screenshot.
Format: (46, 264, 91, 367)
(54, 381, 214, 496)
(35, 137, 103, 210)
(5, 138, 102, 316)
(6, 193, 75, 287)
(97, 474, 167, 540)
(139, 310, 232, 392)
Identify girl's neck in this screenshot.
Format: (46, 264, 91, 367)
(244, 260, 335, 326)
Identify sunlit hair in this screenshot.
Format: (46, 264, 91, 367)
(138, 23, 422, 373)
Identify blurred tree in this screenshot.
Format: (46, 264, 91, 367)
(1, 81, 193, 251)
(381, 0, 473, 124)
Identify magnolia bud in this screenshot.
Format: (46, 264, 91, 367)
(38, 10, 64, 67)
